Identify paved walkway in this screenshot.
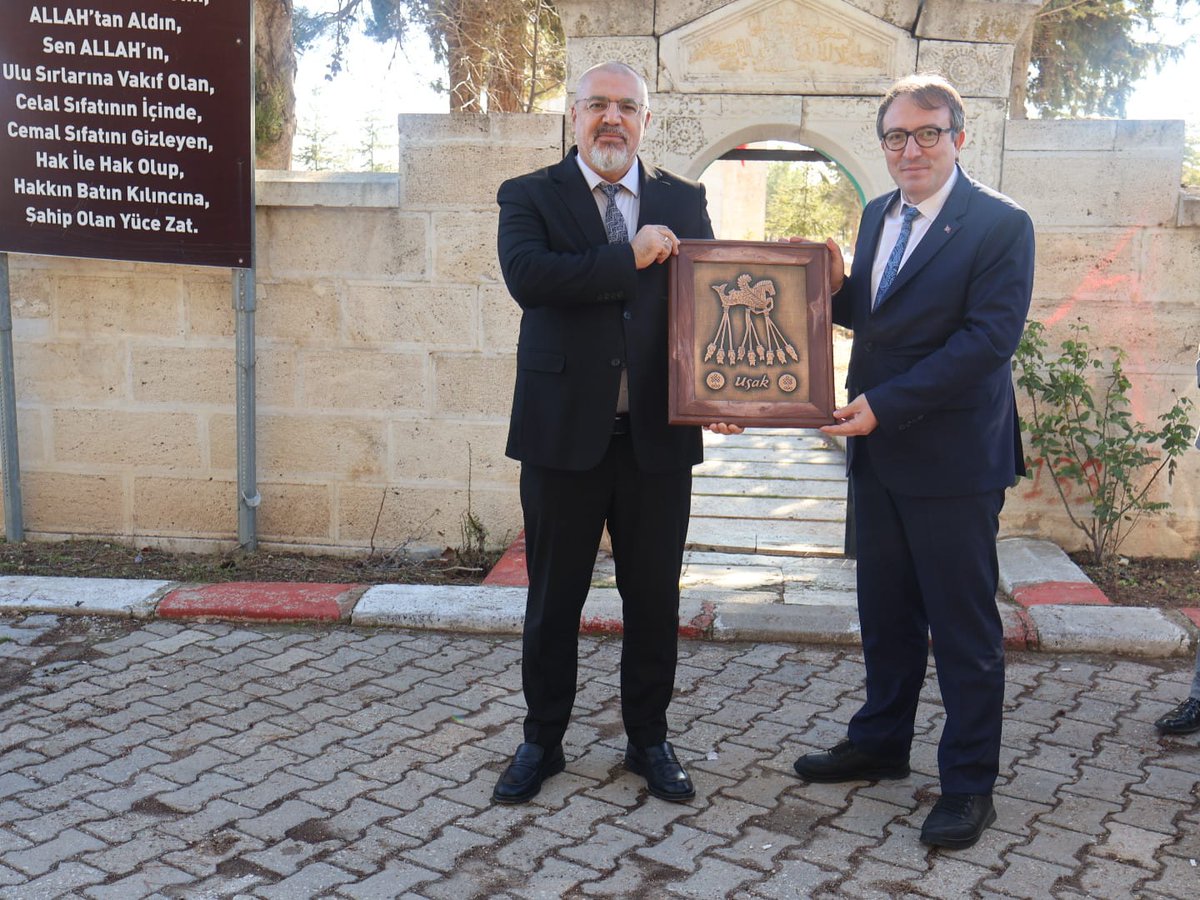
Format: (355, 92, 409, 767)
(1, 614, 1198, 898)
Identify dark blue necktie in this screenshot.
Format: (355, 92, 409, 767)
(875, 204, 920, 308)
(598, 182, 628, 244)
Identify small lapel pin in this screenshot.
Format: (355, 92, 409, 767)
(944, 225, 952, 234)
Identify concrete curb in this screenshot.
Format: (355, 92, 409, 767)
(0, 538, 1194, 658)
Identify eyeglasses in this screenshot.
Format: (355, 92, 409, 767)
(576, 96, 645, 117)
(881, 127, 954, 151)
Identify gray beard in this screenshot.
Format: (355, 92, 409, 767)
(587, 141, 631, 174)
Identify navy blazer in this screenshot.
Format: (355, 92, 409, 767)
(498, 149, 714, 473)
(835, 167, 1035, 497)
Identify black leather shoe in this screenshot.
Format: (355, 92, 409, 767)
(792, 740, 910, 783)
(492, 742, 565, 804)
(920, 793, 996, 849)
(1154, 697, 1200, 735)
(625, 741, 695, 802)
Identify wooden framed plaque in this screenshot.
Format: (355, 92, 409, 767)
(669, 240, 834, 427)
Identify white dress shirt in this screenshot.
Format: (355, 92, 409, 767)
(870, 166, 960, 301)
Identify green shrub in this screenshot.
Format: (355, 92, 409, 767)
(1013, 320, 1195, 564)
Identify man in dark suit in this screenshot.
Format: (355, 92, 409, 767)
(492, 61, 721, 805)
(791, 75, 1035, 850)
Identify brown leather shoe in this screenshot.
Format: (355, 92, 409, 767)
(792, 739, 910, 783)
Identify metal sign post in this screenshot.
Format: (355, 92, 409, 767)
(0, 253, 23, 541)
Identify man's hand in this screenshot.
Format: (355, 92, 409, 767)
(632, 225, 678, 269)
(705, 423, 744, 435)
(820, 394, 877, 436)
(783, 236, 845, 294)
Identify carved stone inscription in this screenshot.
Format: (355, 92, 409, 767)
(0, 1, 253, 268)
(661, 0, 914, 93)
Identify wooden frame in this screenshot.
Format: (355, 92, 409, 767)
(668, 240, 834, 427)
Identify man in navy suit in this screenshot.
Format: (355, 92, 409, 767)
(791, 75, 1035, 850)
(492, 61, 723, 805)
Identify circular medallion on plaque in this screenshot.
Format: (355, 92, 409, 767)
(706, 371, 725, 391)
(778, 374, 798, 393)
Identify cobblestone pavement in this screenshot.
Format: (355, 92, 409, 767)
(1, 614, 1198, 899)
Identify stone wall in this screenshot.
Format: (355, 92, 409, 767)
(4, 0, 1197, 560)
(4, 116, 563, 555)
(1001, 120, 1200, 557)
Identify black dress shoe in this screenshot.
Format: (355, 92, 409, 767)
(792, 739, 910, 783)
(1154, 697, 1200, 735)
(920, 793, 996, 849)
(492, 742, 565, 804)
(625, 741, 695, 802)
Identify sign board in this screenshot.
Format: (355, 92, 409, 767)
(0, 1, 253, 268)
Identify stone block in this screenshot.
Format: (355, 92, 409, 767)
(209, 413, 386, 480)
(432, 353, 517, 417)
(337, 483, 521, 550)
(916, 39, 1013, 98)
(52, 275, 184, 338)
(397, 113, 491, 144)
(800, 95, 893, 201)
(485, 113, 565, 150)
(1025, 296, 1199, 372)
(659, 0, 916, 95)
(53, 410, 203, 469)
(961, 98, 1006, 194)
(23, 471, 124, 532)
(257, 483, 333, 542)
(260, 208, 427, 279)
(1178, 192, 1200, 227)
(8, 262, 52, 319)
(401, 146, 559, 208)
(257, 348, 299, 408)
(298, 349, 427, 412)
(16, 342, 126, 403)
(566, 37, 659, 90)
(258, 281, 341, 343)
(1141, 229, 1200, 307)
(132, 477, 235, 535)
(389, 420, 517, 484)
(1002, 153, 1181, 229)
(255, 172, 399, 209)
(132, 348, 234, 405)
(432, 212, 503, 283)
(11, 409, 45, 464)
(479, 284, 522, 352)
(1004, 119, 1117, 152)
(557, 0, 655, 37)
(1030, 231, 1139, 303)
(343, 284, 480, 349)
(915, 0, 1042, 44)
(183, 279, 235, 338)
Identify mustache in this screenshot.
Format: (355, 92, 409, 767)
(594, 126, 628, 140)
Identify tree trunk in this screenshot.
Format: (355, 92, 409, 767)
(255, 0, 297, 168)
(488, 3, 528, 113)
(1008, 13, 1039, 120)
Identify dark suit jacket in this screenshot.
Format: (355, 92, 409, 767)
(498, 148, 715, 473)
(835, 167, 1035, 497)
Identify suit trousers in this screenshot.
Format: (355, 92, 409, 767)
(519, 432, 692, 750)
(846, 442, 1007, 795)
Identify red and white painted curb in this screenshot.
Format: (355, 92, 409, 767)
(0, 538, 1194, 657)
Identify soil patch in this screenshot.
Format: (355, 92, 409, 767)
(0, 539, 500, 586)
(1071, 553, 1200, 609)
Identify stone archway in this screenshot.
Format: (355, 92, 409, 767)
(558, 0, 1031, 200)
